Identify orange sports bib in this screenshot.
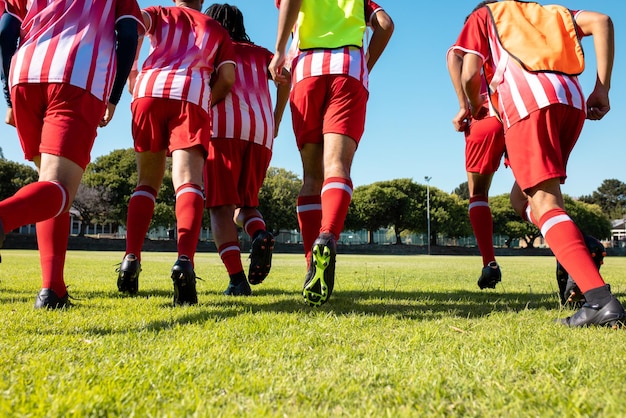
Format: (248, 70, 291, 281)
(486, 1, 585, 76)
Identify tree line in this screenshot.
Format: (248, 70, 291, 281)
(0, 148, 623, 245)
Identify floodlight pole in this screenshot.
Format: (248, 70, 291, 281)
(425, 176, 432, 255)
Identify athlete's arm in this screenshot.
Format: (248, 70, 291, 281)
(575, 10, 614, 120)
(210, 62, 236, 107)
(366, 9, 393, 73)
(461, 53, 485, 119)
(109, 18, 140, 106)
(269, 0, 301, 83)
(273, 68, 291, 137)
(0, 11, 20, 125)
(100, 17, 140, 127)
(447, 49, 469, 132)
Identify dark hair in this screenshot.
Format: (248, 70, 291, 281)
(205, 3, 251, 43)
(465, 0, 498, 22)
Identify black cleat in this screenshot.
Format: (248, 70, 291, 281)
(560, 296, 626, 328)
(117, 253, 141, 294)
(171, 256, 198, 306)
(556, 235, 606, 307)
(477, 261, 501, 289)
(34, 288, 70, 310)
(248, 230, 274, 285)
(303, 233, 336, 307)
(223, 280, 252, 296)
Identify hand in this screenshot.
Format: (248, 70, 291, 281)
(452, 108, 470, 132)
(269, 51, 288, 84)
(5, 108, 15, 127)
(274, 118, 281, 138)
(99, 103, 116, 127)
(586, 87, 610, 120)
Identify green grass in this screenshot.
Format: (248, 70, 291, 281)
(1, 250, 626, 417)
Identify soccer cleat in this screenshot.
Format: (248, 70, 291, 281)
(560, 296, 626, 328)
(116, 253, 141, 294)
(223, 280, 252, 296)
(34, 288, 70, 309)
(556, 235, 606, 307)
(477, 261, 501, 289)
(302, 233, 336, 307)
(248, 230, 274, 285)
(171, 256, 198, 306)
(563, 276, 584, 306)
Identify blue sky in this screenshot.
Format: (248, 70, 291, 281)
(0, 0, 624, 198)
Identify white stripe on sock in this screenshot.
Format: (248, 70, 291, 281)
(50, 181, 68, 218)
(244, 217, 264, 230)
(176, 187, 204, 200)
(540, 214, 572, 237)
(131, 190, 156, 202)
(468, 200, 489, 212)
(321, 181, 353, 197)
(219, 245, 241, 257)
(297, 203, 322, 213)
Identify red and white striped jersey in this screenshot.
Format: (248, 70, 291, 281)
(212, 42, 274, 150)
(452, 7, 585, 128)
(289, 0, 383, 89)
(5, 0, 144, 102)
(133, 6, 236, 113)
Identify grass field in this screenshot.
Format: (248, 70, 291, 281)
(1, 250, 626, 417)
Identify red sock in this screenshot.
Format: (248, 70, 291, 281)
(37, 211, 70, 297)
(0, 181, 68, 232)
(125, 186, 157, 261)
(297, 195, 322, 265)
(469, 196, 496, 266)
(321, 177, 353, 238)
(243, 216, 266, 238)
(218, 242, 243, 275)
(539, 208, 605, 293)
(175, 183, 204, 262)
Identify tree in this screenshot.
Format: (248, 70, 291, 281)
(347, 181, 417, 244)
(489, 193, 612, 248)
(579, 179, 626, 219)
(0, 159, 38, 200)
(73, 184, 114, 236)
(82, 148, 138, 228)
(429, 190, 472, 241)
(348, 179, 472, 246)
(490, 194, 540, 248)
(453, 181, 470, 200)
(82, 148, 176, 230)
(564, 196, 612, 240)
(257, 167, 301, 234)
(376, 179, 423, 244)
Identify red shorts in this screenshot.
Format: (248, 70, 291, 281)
(465, 115, 505, 174)
(11, 83, 105, 169)
(131, 97, 210, 156)
(290, 74, 368, 149)
(204, 138, 272, 208)
(505, 104, 585, 191)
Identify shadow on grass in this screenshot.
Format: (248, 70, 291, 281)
(5, 285, 626, 334)
(238, 288, 563, 319)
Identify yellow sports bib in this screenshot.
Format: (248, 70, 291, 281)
(297, 0, 366, 50)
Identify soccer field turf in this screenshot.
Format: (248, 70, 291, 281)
(1, 250, 625, 417)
